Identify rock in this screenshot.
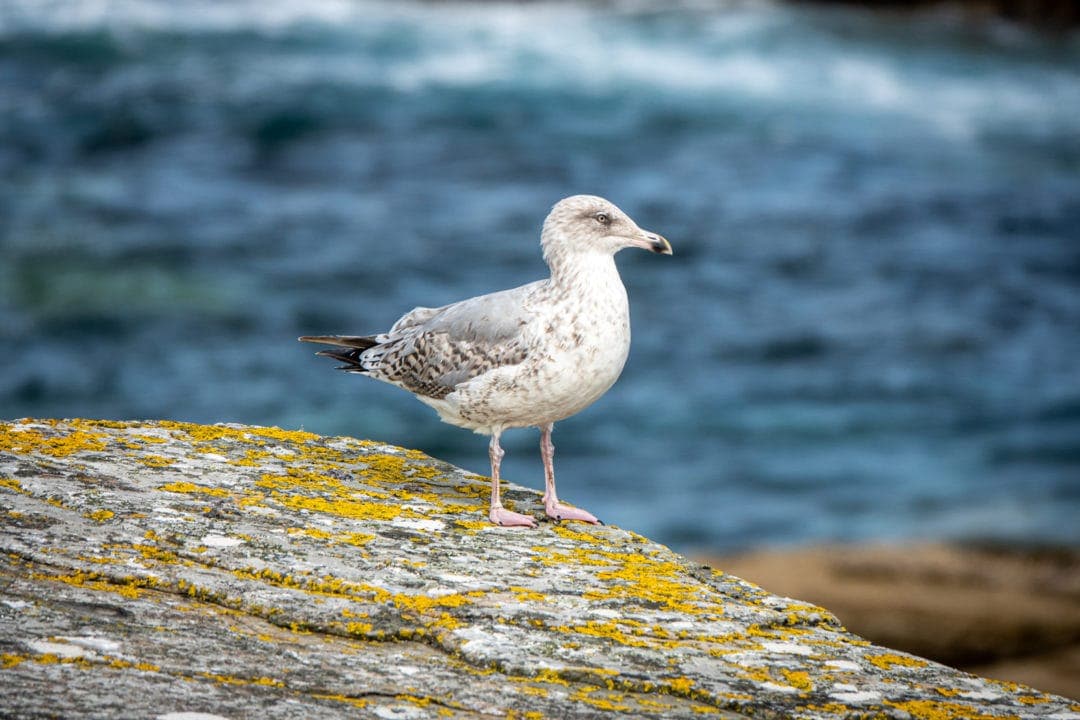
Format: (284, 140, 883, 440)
(698, 543, 1080, 702)
(1, 418, 1077, 720)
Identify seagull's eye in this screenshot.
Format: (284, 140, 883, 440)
(595, 212, 611, 226)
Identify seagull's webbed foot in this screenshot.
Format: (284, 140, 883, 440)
(544, 500, 601, 525)
(490, 506, 538, 528)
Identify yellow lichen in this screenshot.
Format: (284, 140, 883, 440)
(1, 653, 27, 669)
(33, 568, 149, 599)
(867, 653, 929, 671)
(508, 586, 547, 603)
(71, 419, 131, 429)
(138, 454, 175, 468)
(1017, 696, 1050, 705)
(779, 669, 813, 692)
(530, 669, 571, 687)
(395, 693, 448, 709)
(246, 425, 322, 445)
(359, 452, 440, 482)
(197, 671, 284, 688)
(585, 551, 710, 615)
(568, 686, 630, 712)
(552, 618, 681, 650)
(228, 449, 272, 467)
(799, 703, 858, 715)
(550, 525, 603, 544)
(158, 481, 230, 498)
(454, 482, 490, 500)
(76, 554, 122, 565)
(236, 492, 265, 508)
(666, 677, 695, 694)
(311, 693, 369, 708)
(454, 518, 491, 531)
(393, 590, 484, 616)
(286, 526, 375, 547)
(345, 621, 373, 635)
(130, 543, 180, 564)
(637, 697, 675, 711)
(883, 699, 1018, 720)
(275, 493, 403, 521)
(341, 531, 375, 546)
(0, 478, 27, 494)
(83, 509, 115, 523)
(287, 526, 333, 540)
(0, 425, 107, 458)
(231, 566, 392, 606)
(737, 666, 773, 684)
(519, 686, 549, 697)
(107, 657, 161, 673)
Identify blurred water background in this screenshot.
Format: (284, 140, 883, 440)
(2, 0, 1078, 554)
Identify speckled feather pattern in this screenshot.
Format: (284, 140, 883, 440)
(416, 254, 633, 433)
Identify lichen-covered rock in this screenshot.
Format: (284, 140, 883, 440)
(0, 419, 1077, 720)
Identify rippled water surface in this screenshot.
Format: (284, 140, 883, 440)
(2, 0, 1078, 551)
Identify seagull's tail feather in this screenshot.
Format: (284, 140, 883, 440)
(315, 349, 368, 372)
(299, 335, 381, 373)
(298, 335, 380, 350)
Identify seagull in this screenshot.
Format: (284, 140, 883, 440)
(300, 195, 672, 527)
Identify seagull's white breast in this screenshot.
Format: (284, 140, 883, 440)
(423, 253, 632, 432)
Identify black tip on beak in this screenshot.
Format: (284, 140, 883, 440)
(648, 234, 673, 255)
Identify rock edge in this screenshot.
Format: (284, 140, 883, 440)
(1, 418, 1077, 720)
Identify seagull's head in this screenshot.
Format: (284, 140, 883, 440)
(541, 195, 672, 264)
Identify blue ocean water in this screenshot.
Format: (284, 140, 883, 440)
(1, 1, 1078, 552)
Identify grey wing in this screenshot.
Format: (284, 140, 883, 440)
(420, 281, 542, 343)
(365, 282, 541, 399)
(388, 305, 443, 335)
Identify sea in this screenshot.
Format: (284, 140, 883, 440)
(1, 0, 1078, 553)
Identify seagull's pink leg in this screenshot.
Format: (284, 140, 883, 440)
(488, 430, 537, 528)
(540, 424, 600, 524)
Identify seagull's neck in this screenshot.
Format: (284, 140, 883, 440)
(546, 249, 623, 295)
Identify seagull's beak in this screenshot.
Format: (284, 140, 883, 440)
(630, 230, 673, 255)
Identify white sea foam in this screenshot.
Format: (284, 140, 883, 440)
(7, 0, 1069, 144)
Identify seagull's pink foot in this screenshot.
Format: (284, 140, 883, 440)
(490, 506, 538, 528)
(544, 501, 601, 525)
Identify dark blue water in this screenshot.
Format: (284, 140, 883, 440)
(2, 1, 1078, 552)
